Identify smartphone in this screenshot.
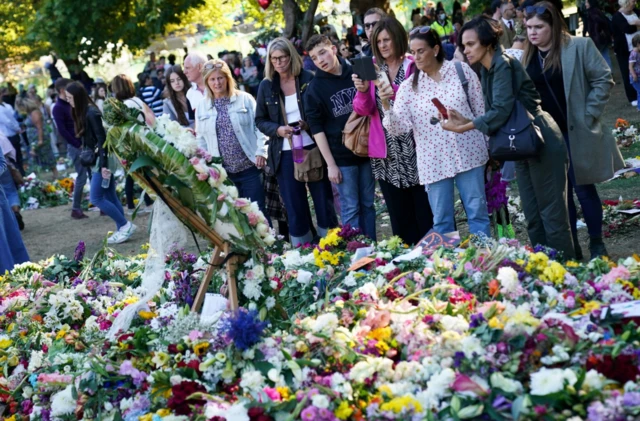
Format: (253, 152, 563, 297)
(352, 56, 377, 81)
(431, 98, 448, 119)
(376, 70, 390, 87)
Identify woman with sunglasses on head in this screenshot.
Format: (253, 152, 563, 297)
(352, 17, 434, 245)
(66, 82, 137, 244)
(442, 16, 575, 258)
(163, 66, 195, 128)
(196, 59, 270, 220)
(522, 2, 623, 259)
(379, 25, 491, 238)
(255, 37, 337, 246)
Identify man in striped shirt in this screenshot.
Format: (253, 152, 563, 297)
(138, 73, 163, 116)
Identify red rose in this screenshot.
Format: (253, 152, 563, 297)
(167, 381, 207, 415)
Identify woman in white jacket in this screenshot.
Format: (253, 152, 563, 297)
(195, 59, 269, 220)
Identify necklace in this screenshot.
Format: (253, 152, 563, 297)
(537, 50, 547, 69)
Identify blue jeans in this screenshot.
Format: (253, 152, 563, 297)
(0, 169, 20, 208)
(90, 173, 127, 230)
(631, 78, 640, 110)
(67, 145, 90, 211)
(599, 46, 612, 70)
(426, 165, 491, 236)
(276, 150, 338, 245)
(0, 183, 29, 273)
(334, 161, 376, 240)
(228, 166, 271, 225)
(564, 133, 603, 238)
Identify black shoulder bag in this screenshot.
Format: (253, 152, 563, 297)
(487, 55, 544, 161)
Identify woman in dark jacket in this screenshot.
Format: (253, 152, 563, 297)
(612, 0, 640, 104)
(255, 37, 337, 246)
(66, 82, 136, 244)
(585, 0, 613, 68)
(442, 16, 575, 259)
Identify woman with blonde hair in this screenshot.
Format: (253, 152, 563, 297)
(196, 59, 269, 218)
(255, 37, 337, 245)
(15, 97, 58, 179)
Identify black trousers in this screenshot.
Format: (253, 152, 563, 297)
(125, 175, 153, 209)
(8, 134, 25, 176)
(615, 49, 638, 103)
(378, 179, 434, 245)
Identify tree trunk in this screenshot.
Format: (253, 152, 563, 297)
(283, 0, 320, 46)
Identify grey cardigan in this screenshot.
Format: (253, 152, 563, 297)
(162, 98, 195, 129)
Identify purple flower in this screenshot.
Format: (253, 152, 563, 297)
(492, 395, 511, 411)
(469, 313, 485, 328)
(221, 309, 267, 351)
(74, 241, 85, 261)
(118, 360, 147, 387)
(622, 391, 640, 407)
(453, 351, 465, 368)
(301, 406, 318, 420)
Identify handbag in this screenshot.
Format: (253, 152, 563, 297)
(279, 95, 324, 183)
(487, 56, 544, 161)
(79, 114, 99, 167)
(342, 111, 369, 157)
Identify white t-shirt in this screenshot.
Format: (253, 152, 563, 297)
(124, 97, 146, 123)
(623, 13, 640, 51)
(282, 94, 314, 151)
(186, 84, 205, 111)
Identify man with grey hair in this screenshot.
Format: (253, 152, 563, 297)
(183, 52, 206, 110)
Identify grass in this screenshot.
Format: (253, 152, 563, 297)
(597, 140, 640, 201)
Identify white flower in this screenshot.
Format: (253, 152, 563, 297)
(242, 279, 263, 301)
(266, 266, 276, 278)
(497, 267, 519, 294)
(530, 368, 577, 396)
(583, 369, 606, 391)
(28, 350, 45, 372)
(240, 370, 265, 393)
(311, 313, 339, 334)
(416, 368, 455, 410)
(440, 315, 469, 333)
(265, 297, 276, 309)
(312, 394, 330, 409)
(205, 402, 250, 421)
(357, 282, 379, 300)
(297, 269, 313, 286)
(490, 372, 523, 394)
(50, 385, 76, 417)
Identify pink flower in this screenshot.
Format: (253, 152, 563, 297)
(234, 198, 251, 209)
(450, 373, 489, 397)
(188, 330, 203, 341)
(602, 266, 631, 284)
(208, 168, 220, 181)
(37, 373, 73, 384)
(197, 173, 208, 181)
(217, 193, 226, 201)
(189, 157, 201, 166)
(263, 387, 281, 401)
(247, 212, 260, 226)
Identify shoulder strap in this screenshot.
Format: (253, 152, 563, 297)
(454, 61, 473, 114)
(278, 94, 293, 149)
(538, 54, 567, 121)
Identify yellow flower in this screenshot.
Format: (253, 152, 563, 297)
(193, 342, 210, 357)
(565, 260, 580, 268)
(138, 415, 153, 421)
(319, 228, 342, 249)
(0, 338, 12, 349)
(138, 310, 157, 320)
(380, 395, 423, 414)
(378, 385, 393, 396)
(5, 415, 17, 421)
(540, 261, 567, 285)
(570, 301, 601, 317)
(277, 386, 291, 400)
(124, 296, 139, 305)
(488, 316, 504, 330)
(526, 252, 549, 273)
(56, 329, 68, 340)
(368, 327, 392, 342)
(156, 409, 171, 416)
(335, 401, 353, 420)
(6, 323, 15, 333)
(152, 352, 170, 368)
(107, 306, 115, 315)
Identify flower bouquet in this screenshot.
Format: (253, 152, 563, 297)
(102, 99, 274, 252)
(612, 119, 639, 148)
(18, 174, 70, 209)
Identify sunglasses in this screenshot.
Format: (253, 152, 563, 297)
(410, 25, 432, 35)
(204, 62, 225, 70)
(364, 21, 379, 29)
(525, 5, 548, 14)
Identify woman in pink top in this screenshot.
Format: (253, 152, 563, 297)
(380, 26, 491, 237)
(352, 17, 433, 245)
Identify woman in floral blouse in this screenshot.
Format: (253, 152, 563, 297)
(195, 59, 270, 221)
(352, 17, 433, 245)
(380, 26, 491, 237)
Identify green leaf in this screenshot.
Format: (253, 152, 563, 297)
(128, 155, 159, 174)
(458, 404, 484, 419)
(450, 395, 461, 414)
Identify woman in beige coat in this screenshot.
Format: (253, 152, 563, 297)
(523, 2, 624, 260)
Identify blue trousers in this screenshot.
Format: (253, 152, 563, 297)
(0, 169, 20, 208)
(426, 165, 491, 237)
(335, 161, 377, 240)
(90, 174, 127, 230)
(0, 183, 29, 273)
(67, 145, 90, 211)
(276, 150, 338, 245)
(228, 166, 271, 226)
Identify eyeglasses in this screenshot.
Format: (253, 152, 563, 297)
(525, 5, 548, 14)
(270, 55, 290, 64)
(410, 25, 432, 35)
(364, 21, 379, 29)
(204, 62, 225, 70)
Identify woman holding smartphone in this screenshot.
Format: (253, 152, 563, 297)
(352, 17, 433, 245)
(379, 25, 491, 237)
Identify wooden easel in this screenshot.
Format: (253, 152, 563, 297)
(132, 172, 244, 312)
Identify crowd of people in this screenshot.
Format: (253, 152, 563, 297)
(0, 0, 629, 272)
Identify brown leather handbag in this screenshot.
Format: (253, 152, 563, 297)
(342, 111, 369, 157)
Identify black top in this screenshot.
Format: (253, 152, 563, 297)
(612, 9, 640, 56)
(525, 50, 568, 133)
(304, 59, 367, 166)
(84, 106, 108, 168)
(255, 70, 314, 174)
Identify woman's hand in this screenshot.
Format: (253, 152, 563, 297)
(441, 109, 471, 133)
(352, 74, 369, 93)
(255, 156, 266, 169)
(277, 125, 293, 139)
(328, 165, 342, 184)
(298, 120, 309, 131)
(378, 81, 394, 102)
(101, 168, 111, 179)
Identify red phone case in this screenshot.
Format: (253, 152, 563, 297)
(431, 98, 448, 119)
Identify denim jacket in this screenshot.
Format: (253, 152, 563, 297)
(195, 91, 267, 163)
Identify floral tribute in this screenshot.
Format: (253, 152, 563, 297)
(18, 175, 72, 209)
(2, 231, 640, 420)
(612, 119, 639, 148)
(102, 99, 274, 252)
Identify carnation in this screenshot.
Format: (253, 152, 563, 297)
(440, 315, 469, 333)
(497, 267, 519, 294)
(240, 370, 265, 393)
(50, 385, 76, 417)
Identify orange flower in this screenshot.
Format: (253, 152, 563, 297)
(615, 118, 629, 129)
(488, 279, 500, 297)
(32, 314, 43, 323)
